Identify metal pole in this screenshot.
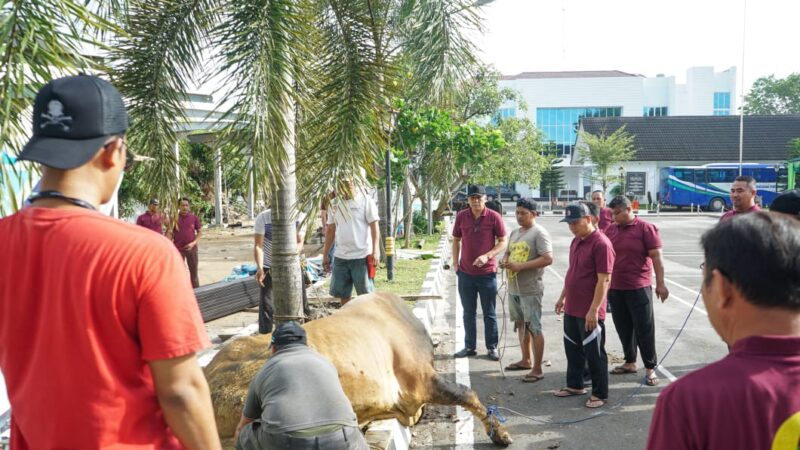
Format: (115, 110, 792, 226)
(738, 0, 747, 175)
(214, 147, 222, 226)
(385, 147, 394, 280)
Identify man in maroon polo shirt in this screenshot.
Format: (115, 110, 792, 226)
(647, 212, 800, 450)
(720, 175, 760, 221)
(554, 203, 615, 408)
(452, 184, 507, 361)
(173, 197, 202, 288)
(591, 190, 613, 232)
(605, 196, 669, 386)
(135, 198, 163, 234)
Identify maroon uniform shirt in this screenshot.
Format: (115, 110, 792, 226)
(647, 335, 800, 450)
(605, 217, 662, 290)
(719, 204, 761, 222)
(173, 213, 201, 249)
(564, 230, 615, 320)
(136, 211, 163, 234)
(598, 207, 613, 232)
(452, 207, 506, 276)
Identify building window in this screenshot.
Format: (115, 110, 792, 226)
(713, 92, 731, 115)
(491, 107, 517, 125)
(535, 107, 622, 156)
(643, 106, 668, 116)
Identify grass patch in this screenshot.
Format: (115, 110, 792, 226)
(373, 258, 431, 296)
(396, 233, 443, 252)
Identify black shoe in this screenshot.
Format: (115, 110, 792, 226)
(487, 348, 500, 361)
(455, 348, 477, 358)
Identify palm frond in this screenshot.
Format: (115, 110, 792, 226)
(111, 0, 218, 217)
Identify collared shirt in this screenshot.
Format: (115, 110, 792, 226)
(598, 207, 613, 232)
(136, 211, 163, 234)
(173, 213, 201, 249)
(719, 204, 761, 222)
(452, 207, 507, 276)
(564, 230, 615, 319)
(647, 335, 800, 450)
(605, 217, 662, 290)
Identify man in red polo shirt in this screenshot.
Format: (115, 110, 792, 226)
(554, 203, 615, 408)
(605, 196, 669, 386)
(647, 212, 800, 449)
(0, 75, 219, 449)
(591, 190, 613, 232)
(136, 198, 164, 234)
(173, 197, 203, 288)
(452, 184, 507, 361)
(720, 175, 760, 221)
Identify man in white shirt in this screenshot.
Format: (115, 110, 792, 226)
(322, 180, 380, 304)
(254, 209, 308, 333)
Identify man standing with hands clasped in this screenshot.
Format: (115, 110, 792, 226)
(555, 203, 615, 408)
(452, 184, 507, 361)
(173, 197, 202, 288)
(501, 198, 553, 382)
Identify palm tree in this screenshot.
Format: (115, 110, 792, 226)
(1, 0, 485, 321)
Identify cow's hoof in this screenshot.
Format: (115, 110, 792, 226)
(489, 427, 512, 446)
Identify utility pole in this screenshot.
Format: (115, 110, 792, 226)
(384, 112, 397, 280)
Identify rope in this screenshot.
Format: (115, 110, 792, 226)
(486, 405, 507, 438)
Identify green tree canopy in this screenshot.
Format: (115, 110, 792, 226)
(743, 73, 800, 115)
(577, 126, 636, 192)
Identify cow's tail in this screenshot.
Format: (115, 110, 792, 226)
(428, 375, 512, 446)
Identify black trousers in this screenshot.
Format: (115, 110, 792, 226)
(564, 315, 608, 399)
(259, 269, 310, 334)
(608, 287, 658, 369)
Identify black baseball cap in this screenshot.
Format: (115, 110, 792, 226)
(271, 321, 307, 346)
(18, 74, 130, 170)
(468, 184, 486, 197)
(149, 198, 160, 206)
(560, 203, 591, 223)
(771, 190, 800, 217)
(516, 197, 539, 212)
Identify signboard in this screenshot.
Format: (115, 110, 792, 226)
(626, 172, 647, 197)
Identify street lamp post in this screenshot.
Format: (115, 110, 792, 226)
(385, 112, 398, 281)
(619, 166, 625, 198)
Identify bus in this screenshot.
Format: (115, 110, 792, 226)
(658, 163, 790, 211)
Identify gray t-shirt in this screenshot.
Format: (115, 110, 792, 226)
(242, 344, 358, 433)
(504, 223, 553, 295)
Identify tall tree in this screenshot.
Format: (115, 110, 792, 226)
(471, 117, 548, 191)
(539, 147, 564, 203)
(743, 73, 800, 115)
(577, 126, 636, 192)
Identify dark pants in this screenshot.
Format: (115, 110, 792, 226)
(609, 287, 658, 369)
(259, 269, 310, 334)
(564, 315, 608, 399)
(180, 246, 200, 288)
(456, 271, 499, 350)
(236, 423, 368, 450)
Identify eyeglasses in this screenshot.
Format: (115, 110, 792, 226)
(699, 262, 705, 271)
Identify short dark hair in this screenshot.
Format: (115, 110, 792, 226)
(579, 200, 599, 218)
(591, 190, 604, 196)
(701, 212, 800, 310)
(608, 196, 631, 209)
(734, 176, 756, 189)
(180, 197, 190, 204)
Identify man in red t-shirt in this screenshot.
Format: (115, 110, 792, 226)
(719, 175, 760, 221)
(172, 197, 203, 288)
(554, 203, 615, 409)
(0, 75, 220, 449)
(591, 190, 613, 232)
(605, 196, 669, 387)
(647, 212, 800, 449)
(451, 184, 507, 361)
(136, 198, 164, 234)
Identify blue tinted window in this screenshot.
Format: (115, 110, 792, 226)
(535, 107, 621, 157)
(713, 92, 731, 115)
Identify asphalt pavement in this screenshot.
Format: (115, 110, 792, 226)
(410, 214, 728, 449)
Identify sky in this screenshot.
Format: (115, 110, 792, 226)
(475, 0, 799, 96)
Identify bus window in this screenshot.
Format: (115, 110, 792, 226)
(674, 168, 694, 181)
(694, 169, 707, 184)
(778, 167, 788, 191)
(708, 169, 736, 183)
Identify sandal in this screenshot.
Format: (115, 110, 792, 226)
(646, 373, 660, 386)
(585, 397, 606, 408)
(504, 362, 532, 371)
(553, 387, 586, 397)
(610, 366, 637, 375)
(521, 374, 544, 383)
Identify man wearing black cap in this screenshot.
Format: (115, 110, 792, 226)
(771, 189, 800, 218)
(452, 184, 507, 361)
(234, 322, 367, 450)
(136, 198, 164, 234)
(554, 203, 615, 408)
(0, 75, 220, 448)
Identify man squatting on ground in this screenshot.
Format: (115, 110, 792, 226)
(235, 322, 368, 450)
(0, 75, 219, 448)
(254, 208, 310, 334)
(500, 198, 553, 382)
(605, 196, 669, 386)
(322, 180, 380, 304)
(647, 212, 800, 449)
(173, 196, 203, 288)
(720, 175, 760, 221)
(452, 184, 508, 361)
(554, 203, 615, 408)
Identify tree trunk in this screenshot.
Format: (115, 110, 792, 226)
(377, 185, 388, 262)
(272, 97, 303, 325)
(403, 177, 412, 248)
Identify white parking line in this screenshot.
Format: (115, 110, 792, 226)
(546, 266, 564, 281)
(454, 277, 474, 449)
(663, 290, 707, 317)
(657, 366, 678, 382)
(665, 278, 702, 297)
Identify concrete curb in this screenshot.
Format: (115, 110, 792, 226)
(368, 221, 451, 450)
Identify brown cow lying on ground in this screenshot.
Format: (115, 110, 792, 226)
(204, 291, 512, 446)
